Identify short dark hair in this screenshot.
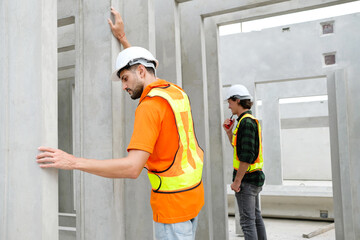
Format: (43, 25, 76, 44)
(229, 96, 253, 109)
(240, 99, 253, 109)
(117, 62, 156, 78)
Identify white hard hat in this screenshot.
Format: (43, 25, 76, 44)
(111, 46, 159, 81)
(225, 84, 253, 101)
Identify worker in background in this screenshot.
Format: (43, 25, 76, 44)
(37, 7, 204, 240)
(222, 85, 267, 240)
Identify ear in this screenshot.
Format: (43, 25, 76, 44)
(137, 65, 146, 78)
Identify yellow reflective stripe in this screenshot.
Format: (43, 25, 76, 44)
(147, 86, 203, 192)
(147, 162, 203, 192)
(248, 162, 263, 171)
(232, 120, 241, 169)
(148, 89, 190, 111)
(148, 89, 193, 172)
(233, 151, 263, 171)
(231, 121, 239, 147)
(184, 91, 203, 170)
(148, 88, 203, 170)
(232, 113, 263, 172)
(233, 151, 239, 170)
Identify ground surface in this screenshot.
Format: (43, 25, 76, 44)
(228, 216, 335, 240)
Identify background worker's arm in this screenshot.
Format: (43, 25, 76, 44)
(231, 162, 250, 192)
(37, 147, 149, 179)
(108, 7, 131, 49)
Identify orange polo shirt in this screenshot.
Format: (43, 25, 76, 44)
(127, 79, 204, 224)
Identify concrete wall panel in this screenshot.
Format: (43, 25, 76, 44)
(58, 0, 76, 19)
(121, 1, 156, 239)
(154, 0, 182, 85)
(328, 68, 360, 240)
(58, 24, 75, 49)
(0, 0, 58, 239)
(73, 0, 124, 239)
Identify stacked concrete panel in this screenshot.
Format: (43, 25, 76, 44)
(71, 0, 126, 239)
(119, 1, 155, 239)
(0, 0, 58, 239)
(57, 0, 76, 238)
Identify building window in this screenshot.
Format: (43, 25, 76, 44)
(321, 21, 334, 34)
(324, 53, 336, 65)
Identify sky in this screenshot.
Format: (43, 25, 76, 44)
(219, 1, 360, 35)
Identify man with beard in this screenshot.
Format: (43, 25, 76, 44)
(37, 7, 204, 240)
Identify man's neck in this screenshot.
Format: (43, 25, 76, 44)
(237, 108, 248, 117)
(143, 75, 158, 89)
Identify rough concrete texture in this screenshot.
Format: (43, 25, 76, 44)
(0, 0, 59, 239)
(229, 217, 335, 240)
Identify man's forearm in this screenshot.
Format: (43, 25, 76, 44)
(118, 35, 131, 49)
(74, 150, 149, 178)
(37, 147, 149, 179)
(75, 157, 140, 179)
(233, 162, 250, 184)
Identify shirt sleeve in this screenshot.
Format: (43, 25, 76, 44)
(127, 97, 164, 153)
(236, 117, 258, 164)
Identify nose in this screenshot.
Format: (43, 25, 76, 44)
(122, 82, 127, 91)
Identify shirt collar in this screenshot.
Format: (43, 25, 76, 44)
(237, 110, 252, 121)
(139, 79, 169, 103)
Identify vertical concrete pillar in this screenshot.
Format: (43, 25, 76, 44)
(154, 0, 182, 86)
(328, 69, 360, 240)
(260, 86, 283, 185)
(178, 2, 213, 239)
(203, 16, 229, 240)
(120, 0, 155, 239)
(0, 0, 58, 239)
(74, 1, 123, 239)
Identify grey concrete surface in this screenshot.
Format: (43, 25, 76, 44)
(120, 1, 156, 239)
(57, 1, 76, 239)
(0, 0, 58, 239)
(328, 69, 360, 240)
(228, 216, 335, 240)
(72, 0, 124, 239)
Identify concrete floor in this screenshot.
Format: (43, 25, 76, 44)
(228, 216, 335, 240)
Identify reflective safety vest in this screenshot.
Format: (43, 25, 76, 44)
(145, 84, 204, 193)
(232, 113, 263, 173)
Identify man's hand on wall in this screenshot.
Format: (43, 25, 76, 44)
(36, 147, 76, 170)
(108, 7, 131, 49)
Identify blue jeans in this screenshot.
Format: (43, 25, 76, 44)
(235, 182, 267, 240)
(154, 216, 198, 240)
